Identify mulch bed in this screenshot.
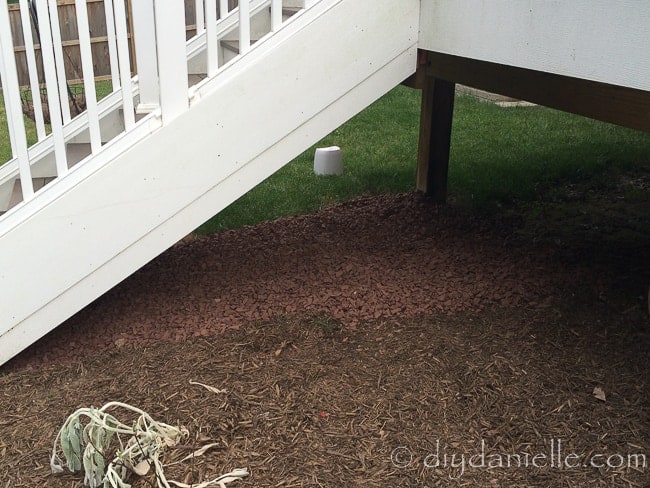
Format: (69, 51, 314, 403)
(1, 192, 648, 487)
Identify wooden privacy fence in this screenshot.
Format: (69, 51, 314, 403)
(9, 0, 130, 88)
(8, 0, 240, 88)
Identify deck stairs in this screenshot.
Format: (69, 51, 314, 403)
(1, 4, 303, 215)
(0, 0, 418, 366)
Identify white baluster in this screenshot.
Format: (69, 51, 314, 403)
(0, 2, 33, 200)
(35, 0, 67, 177)
(153, 0, 189, 123)
(130, 0, 159, 114)
(219, 0, 228, 19)
(205, 0, 219, 76)
(18, 0, 46, 140)
(195, 0, 205, 35)
(271, 0, 282, 32)
(75, 0, 101, 154)
(103, 0, 120, 90)
(113, 0, 135, 129)
(47, 0, 71, 123)
(239, 0, 250, 54)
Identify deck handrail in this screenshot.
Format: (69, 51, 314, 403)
(0, 0, 303, 219)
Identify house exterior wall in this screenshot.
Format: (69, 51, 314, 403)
(418, 0, 650, 91)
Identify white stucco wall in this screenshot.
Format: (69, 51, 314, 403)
(419, 0, 650, 91)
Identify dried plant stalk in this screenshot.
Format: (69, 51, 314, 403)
(51, 402, 248, 488)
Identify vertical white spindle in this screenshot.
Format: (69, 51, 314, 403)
(0, 2, 34, 200)
(35, 0, 68, 177)
(47, 0, 71, 123)
(205, 0, 219, 76)
(113, 0, 135, 129)
(18, 0, 46, 140)
(75, 0, 101, 154)
(271, 0, 282, 32)
(195, 0, 205, 35)
(153, 0, 189, 122)
(219, 0, 228, 19)
(103, 0, 120, 90)
(130, 0, 159, 113)
(238, 0, 250, 54)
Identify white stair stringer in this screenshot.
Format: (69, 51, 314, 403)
(0, 0, 419, 366)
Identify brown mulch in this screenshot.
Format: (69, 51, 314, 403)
(0, 192, 648, 487)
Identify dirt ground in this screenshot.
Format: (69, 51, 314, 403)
(1, 173, 648, 487)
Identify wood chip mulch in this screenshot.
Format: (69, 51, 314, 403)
(0, 192, 648, 487)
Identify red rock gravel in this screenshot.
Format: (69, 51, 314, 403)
(9, 192, 585, 370)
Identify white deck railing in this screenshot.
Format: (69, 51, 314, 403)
(0, 0, 300, 217)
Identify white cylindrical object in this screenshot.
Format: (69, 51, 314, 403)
(314, 146, 343, 176)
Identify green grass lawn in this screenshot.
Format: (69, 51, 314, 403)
(449, 93, 650, 209)
(0, 81, 114, 165)
(2, 84, 649, 233)
(0, 92, 39, 164)
(196, 86, 650, 233)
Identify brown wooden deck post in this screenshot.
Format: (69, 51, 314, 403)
(416, 71, 456, 203)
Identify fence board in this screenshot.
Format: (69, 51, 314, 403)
(7, 0, 241, 89)
(8, 0, 131, 88)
